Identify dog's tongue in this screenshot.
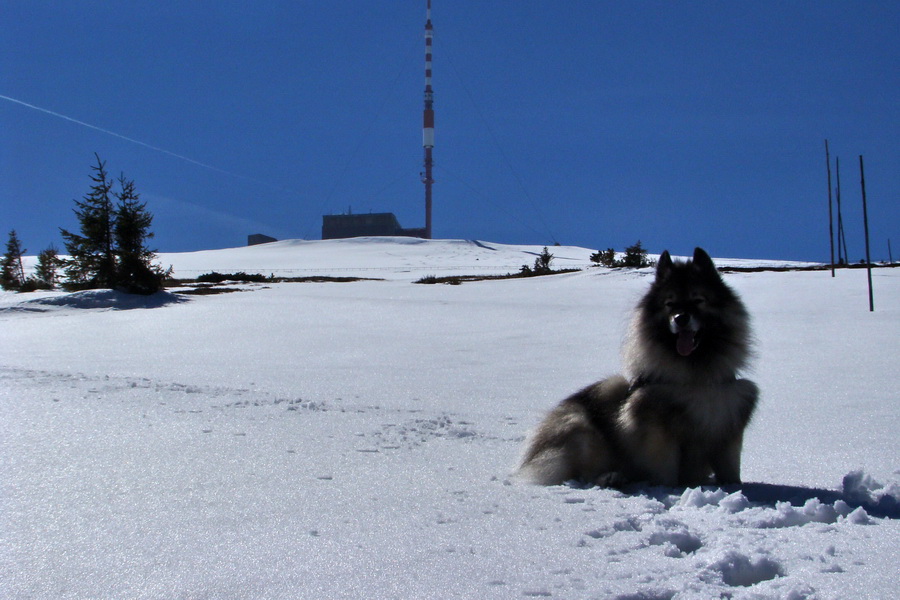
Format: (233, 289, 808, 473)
(677, 330, 696, 357)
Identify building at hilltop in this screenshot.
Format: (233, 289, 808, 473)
(248, 233, 278, 246)
(321, 212, 426, 240)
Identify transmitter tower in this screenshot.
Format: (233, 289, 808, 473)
(422, 0, 435, 239)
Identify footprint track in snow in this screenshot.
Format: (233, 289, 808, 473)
(371, 414, 479, 450)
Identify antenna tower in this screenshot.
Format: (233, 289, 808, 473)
(422, 0, 435, 238)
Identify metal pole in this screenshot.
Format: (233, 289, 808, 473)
(825, 140, 835, 276)
(859, 155, 874, 311)
(836, 156, 848, 265)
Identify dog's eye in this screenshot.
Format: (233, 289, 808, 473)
(692, 297, 706, 306)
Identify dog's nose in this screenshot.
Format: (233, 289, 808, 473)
(673, 313, 691, 328)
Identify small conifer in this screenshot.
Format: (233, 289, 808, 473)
(60, 154, 117, 290)
(34, 246, 62, 289)
(1, 230, 27, 291)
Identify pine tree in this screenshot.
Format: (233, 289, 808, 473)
(113, 174, 165, 294)
(1, 229, 27, 291)
(60, 154, 117, 290)
(590, 243, 653, 268)
(520, 247, 555, 276)
(534, 246, 554, 274)
(34, 245, 62, 289)
(590, 248, 617, 267)
(622, 240, 652, 268)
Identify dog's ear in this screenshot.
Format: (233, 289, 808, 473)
(656, 250, 673, 279)
(692, 247, 717, 275)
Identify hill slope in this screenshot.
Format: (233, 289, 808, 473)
(2, 240, 896, 599)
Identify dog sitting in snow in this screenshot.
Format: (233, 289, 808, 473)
(517, 248, 758, 487)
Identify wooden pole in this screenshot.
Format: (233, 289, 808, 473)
(859, 155, 874, 312)
(825, 140, 835, 276)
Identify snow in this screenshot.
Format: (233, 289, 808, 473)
(161, 237, 602, 281)
(2, 238, 898, 599)
(153, 237, 821, 280)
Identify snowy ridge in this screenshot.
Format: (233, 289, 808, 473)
(157, 237, 599, 280)
(19, 237, 823, 282)
(151, 237, 820, 281)
(2, 239, 896, 599)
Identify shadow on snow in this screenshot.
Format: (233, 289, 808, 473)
(3, 290, 189, 312)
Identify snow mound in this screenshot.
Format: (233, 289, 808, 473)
(700, 549, 785, 587)
(842, 470, 900, 514)
(667, 472, 900, 525)
(756, 498, 865, 528)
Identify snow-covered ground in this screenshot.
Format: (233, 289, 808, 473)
(2, 238, 897, 599)
(154, 237, 821, 280)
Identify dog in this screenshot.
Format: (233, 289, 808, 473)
(516, 247, 758, 487)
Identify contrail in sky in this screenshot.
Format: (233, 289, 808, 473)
(0, 93, 256, 182)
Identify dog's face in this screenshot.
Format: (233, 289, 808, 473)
(662, 285, 707, 357)
(642, 247, 739, 359)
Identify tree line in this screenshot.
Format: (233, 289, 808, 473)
(2, 154, 167, 294)
(591, 240, 654, 268)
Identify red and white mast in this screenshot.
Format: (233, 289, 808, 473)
(422, 0, 435, 239)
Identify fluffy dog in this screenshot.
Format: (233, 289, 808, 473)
(517, 247, 758, 487)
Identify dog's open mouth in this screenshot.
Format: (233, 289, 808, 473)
(676, 329, 698, 356)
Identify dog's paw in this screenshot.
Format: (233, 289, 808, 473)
(595, 471, 631, 489)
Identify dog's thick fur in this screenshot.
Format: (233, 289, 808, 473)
(516, 247, 758, 487)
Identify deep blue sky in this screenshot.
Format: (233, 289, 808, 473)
(2, 1, 897, 261)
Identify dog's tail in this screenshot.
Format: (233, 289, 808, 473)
(514, 376, 630, 485)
